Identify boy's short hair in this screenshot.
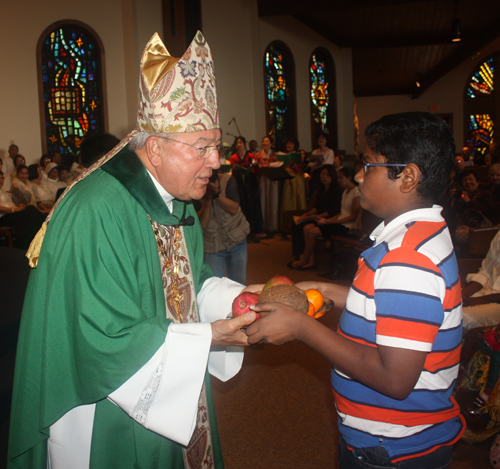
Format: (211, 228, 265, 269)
(365, 112, 455, 204)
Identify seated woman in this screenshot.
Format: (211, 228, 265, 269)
(291, 164, 342, 260)
(0, 170, 47, 249)
(28, 164, 55, 210)
(11, 165, 50, 214)
(289, 166, 360, 270)
(45, 162, 61, 202)
(462, 229, 500, 331)
(307, 133, 335, 196)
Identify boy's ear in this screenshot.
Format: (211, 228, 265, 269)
(400, 163, 421, 193)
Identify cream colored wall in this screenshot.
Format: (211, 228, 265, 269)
(356, 37, 500, 155)
(202, 0, 354, 152)
(0, 0, 162, 165)
(0, 0, 353, 166)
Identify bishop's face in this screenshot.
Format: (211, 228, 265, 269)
(155, 129, 222, 201)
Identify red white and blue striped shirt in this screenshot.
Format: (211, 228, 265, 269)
(332, 206, 465, 462)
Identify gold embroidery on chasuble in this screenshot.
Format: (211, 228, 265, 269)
(150, 218, 215, 469)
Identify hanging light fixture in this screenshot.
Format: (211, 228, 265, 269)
(452, 1, 461, 42)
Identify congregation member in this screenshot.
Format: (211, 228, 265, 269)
(10, 165, 38, 209)
(27, 164, 54, 211)
(281, 137, 307, 215)
(248, 112, 464, 469)
(228, 136, 254, 166)
(290, 164, 342, 262)
(0, 170, 47, 249)
(462, 229, 500, 330)
(79, 132, 121, 168)
(8, 31, 259, 469)
(255, 136, 279, 232)
(289, 166, 360, 270)
(44, 162, 61, 201)
(197, 169, 250, 284)
(2, 143, 19, 191)
(229, 136, 263, 236)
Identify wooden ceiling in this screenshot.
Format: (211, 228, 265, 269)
(258, 0, 500, 98)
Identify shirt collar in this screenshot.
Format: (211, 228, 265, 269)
(370, 205, 444, 245)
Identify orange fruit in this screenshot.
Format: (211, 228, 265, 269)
(304, 289, 324, 312)
(314, 309, 327, 319)
(307, 301, 315, 317)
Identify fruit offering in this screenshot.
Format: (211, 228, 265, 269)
(304, 289, 326, 319)
(232, 292, 260, 319)
(231, 275, 328, 321)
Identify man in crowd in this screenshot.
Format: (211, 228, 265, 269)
(8, 31, 259, 469)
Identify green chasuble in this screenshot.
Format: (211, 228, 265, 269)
(8, 148, 223, 468)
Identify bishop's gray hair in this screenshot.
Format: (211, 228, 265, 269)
(129, 131, 175, 151)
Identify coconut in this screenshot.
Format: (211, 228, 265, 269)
(257, 284, 310, 314)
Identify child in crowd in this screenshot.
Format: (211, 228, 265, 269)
(246, 112, 465, 468)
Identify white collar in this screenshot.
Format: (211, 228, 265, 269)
(147, 170, 174, 211)
(370, 205, 444, 246)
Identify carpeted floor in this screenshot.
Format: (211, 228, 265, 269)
(211, 235, 493, 468)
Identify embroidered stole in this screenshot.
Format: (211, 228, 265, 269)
(150, 219, 215, 469)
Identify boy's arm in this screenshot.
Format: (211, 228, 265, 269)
(294, 281, 350, 309)
(246, 304, 426, 400)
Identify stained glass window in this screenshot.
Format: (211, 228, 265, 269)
(39, 23, 104, 158)
(467, 58, 494, 98)
(466, 114, 494, 155)
(264, 42, 296, 152)
(310, 48, 336, 150)
(465, 55, 496, 159)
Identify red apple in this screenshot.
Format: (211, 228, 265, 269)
(262, 275, 294, 292)
(232, 292, 260, 320)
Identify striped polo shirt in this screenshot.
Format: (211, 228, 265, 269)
(332, 206, 465, 462)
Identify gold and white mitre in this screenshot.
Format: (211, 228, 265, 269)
(137, 30, 220, 134)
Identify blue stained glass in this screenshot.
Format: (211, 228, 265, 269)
(264, 43, 295, 151)
(40, 24, 103, 157)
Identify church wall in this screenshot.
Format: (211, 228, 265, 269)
(202, 0, 355, 153)
(0, 0, 163, 164)
(356, 37, 500, 155)
(1, 0, 354, 165)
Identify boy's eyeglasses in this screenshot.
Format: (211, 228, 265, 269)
(161, 137, 226, 159)
(362, 163, 408, 173)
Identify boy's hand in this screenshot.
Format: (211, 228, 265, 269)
(245, 302, 309, 345)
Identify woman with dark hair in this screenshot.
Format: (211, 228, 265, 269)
(29, 164, 54, 211)
(289, 166, 360, 270)
(229, 136, 254, 167)
(290, 164, 343, 264)
(228, 136, 263, 235)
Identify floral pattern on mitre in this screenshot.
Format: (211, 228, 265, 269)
(150, 69, 176, 103)
(136, 31, 219, 133)
(179, 60, 197, 78)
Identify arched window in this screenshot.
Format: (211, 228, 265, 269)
(37, 21, 107, 159)
(264, 41, 296, 152)
(464, 55, 496, 161)
(309, 48, 337, 151)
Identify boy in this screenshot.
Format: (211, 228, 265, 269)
(246, 112, 465, 468)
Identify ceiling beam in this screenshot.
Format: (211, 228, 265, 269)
(413, 25, 500, 98)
